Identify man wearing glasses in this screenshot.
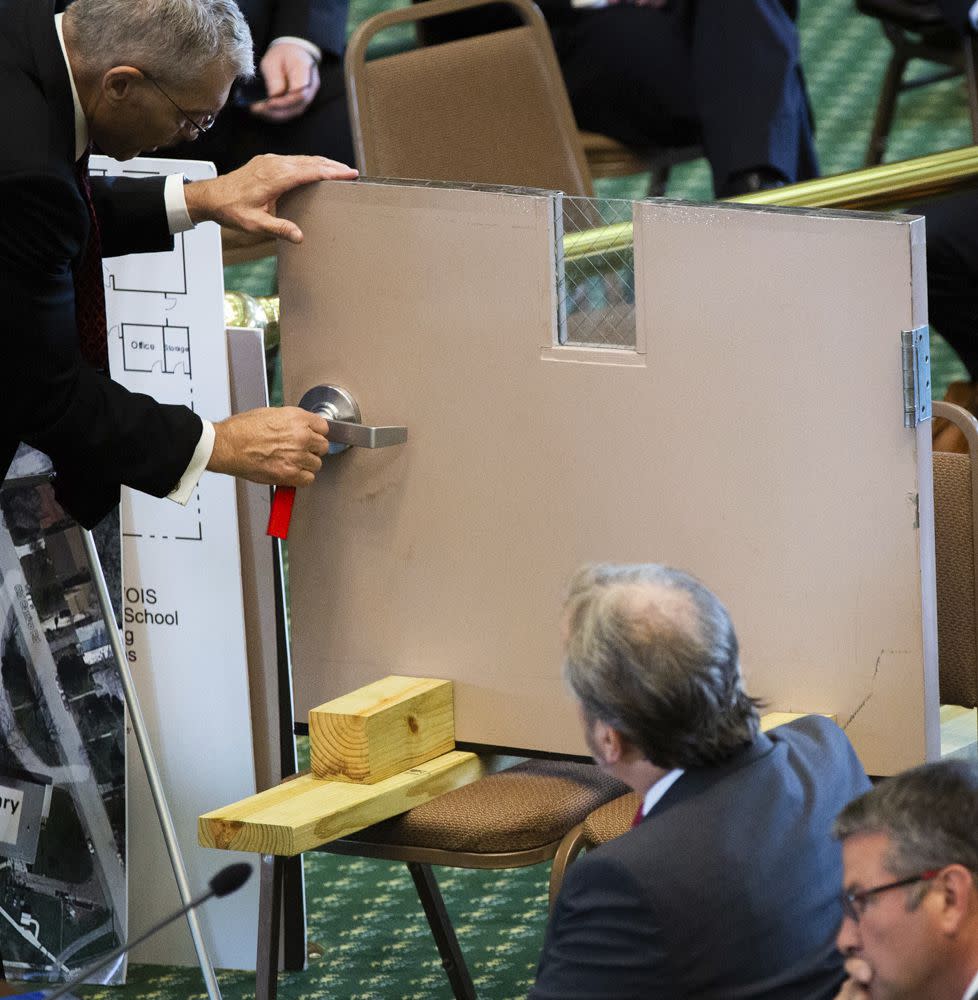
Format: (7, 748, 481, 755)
(530, 563, 871, 1000)
(0, 0, 357, 526)
(833, 760, 978, 1000)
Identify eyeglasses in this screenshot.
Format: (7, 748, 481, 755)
(841, 869, 940, 923)
(142, 72, 217, 137)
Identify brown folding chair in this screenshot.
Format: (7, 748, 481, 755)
(344, 0, 594, 193)
(256, 758, 627, 1000)
(855, 0, 978, 165)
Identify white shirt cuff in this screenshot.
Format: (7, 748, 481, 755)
(268, 35, 322, 63)
(970, 1, 978, 30)
(168, 419, 215, 504)
(164, 173, 194, 234)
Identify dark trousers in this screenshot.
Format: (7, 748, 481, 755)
(550, 0, 818, 194)
(422, 0, 817, 195)
(918, 190, 978, 380)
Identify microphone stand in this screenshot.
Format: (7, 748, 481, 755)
(44, 880, 227, 1000)
(79, 530, 223, 1000)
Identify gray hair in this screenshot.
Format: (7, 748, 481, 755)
(64, 0, 254, 88)
(834, 760, 978, 882)
(563, 564, 761, 769)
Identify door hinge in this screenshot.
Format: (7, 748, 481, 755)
(902, 326, 931, 428)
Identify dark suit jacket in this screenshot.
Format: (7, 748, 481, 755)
(0, 0, 203, 527)
(236, 0, 348, 62)
(530, 716, 871, 1000)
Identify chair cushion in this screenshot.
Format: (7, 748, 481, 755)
(346, 760, 627, 854)
(581, 791, 642, 847)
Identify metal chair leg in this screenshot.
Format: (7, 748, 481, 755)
(647, 163, 672, 198)
(257, 854, 284, 1000)
(548, 822, 587, 912)
(281, 855, 306, 971)
(964, 34, 978, 145)
(865, 47, 909, 166)
(407, 862, 477, 1000)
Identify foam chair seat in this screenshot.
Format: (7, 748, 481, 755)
(340, 759, 626, 855)
(581, 790, 641, 847)
(578, 131, 652, 179)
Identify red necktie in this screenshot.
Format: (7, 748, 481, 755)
(73, 148, 109, 371)
(631, 805, 645, 828)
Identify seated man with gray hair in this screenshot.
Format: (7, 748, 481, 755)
(530, 563, 871, 1000)
(833, 760, 978, 1000)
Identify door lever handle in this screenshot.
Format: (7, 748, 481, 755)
(323, 420, 408, 449)
(299, 385, 408, 454)
(267, 384, 408, 539)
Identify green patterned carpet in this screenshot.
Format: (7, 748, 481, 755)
(74, 3, 972, 998)
(78, 844, 547, 999)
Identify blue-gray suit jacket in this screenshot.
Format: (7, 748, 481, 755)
(530, 716, 870, 1000)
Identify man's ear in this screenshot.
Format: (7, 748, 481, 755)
(592, 718, 626, 765)
(102, 66, 143, 104)
(935, 864, 976, 935)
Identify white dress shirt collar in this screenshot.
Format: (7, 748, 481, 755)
(962, 968, 978, 1000)
(54, 13, 89, 161)
(641, 768, 684, 819)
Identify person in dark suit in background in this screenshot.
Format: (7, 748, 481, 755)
(832, 760, 978, 1000)
(913, 3, 978, 452)
(1, 0, 357, 527)
(530, 563, 871, 1000)
(165, 0, 355, 170)
(423, 0, 817, 197)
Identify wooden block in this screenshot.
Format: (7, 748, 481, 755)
(940, 705, 978, 759)
(309, 675, 455, 783)
(199, 750, 485, 856)
(760, 712, 837, 731)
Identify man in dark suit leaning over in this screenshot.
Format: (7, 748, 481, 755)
(530, 563, 871, 1000)
(1, 0, 358, 527)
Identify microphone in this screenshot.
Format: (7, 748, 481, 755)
(42, 863, 252, 999)
(208, 862, 252, 898)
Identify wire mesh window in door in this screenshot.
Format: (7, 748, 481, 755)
(558, 196, 636, 349)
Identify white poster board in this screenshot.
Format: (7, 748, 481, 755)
(96, 155, 259, 969)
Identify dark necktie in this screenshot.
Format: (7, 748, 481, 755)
(73, 147, 109, 371)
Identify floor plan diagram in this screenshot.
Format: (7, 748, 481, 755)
(96, 158, 228, 544)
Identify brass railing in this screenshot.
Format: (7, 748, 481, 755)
(562, 145, 978, 263)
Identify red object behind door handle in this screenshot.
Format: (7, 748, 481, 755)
(267, 485, 296, 539)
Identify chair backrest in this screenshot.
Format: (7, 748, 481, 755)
(932, 401, 978, 708)
(344, 0, 594, 195)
